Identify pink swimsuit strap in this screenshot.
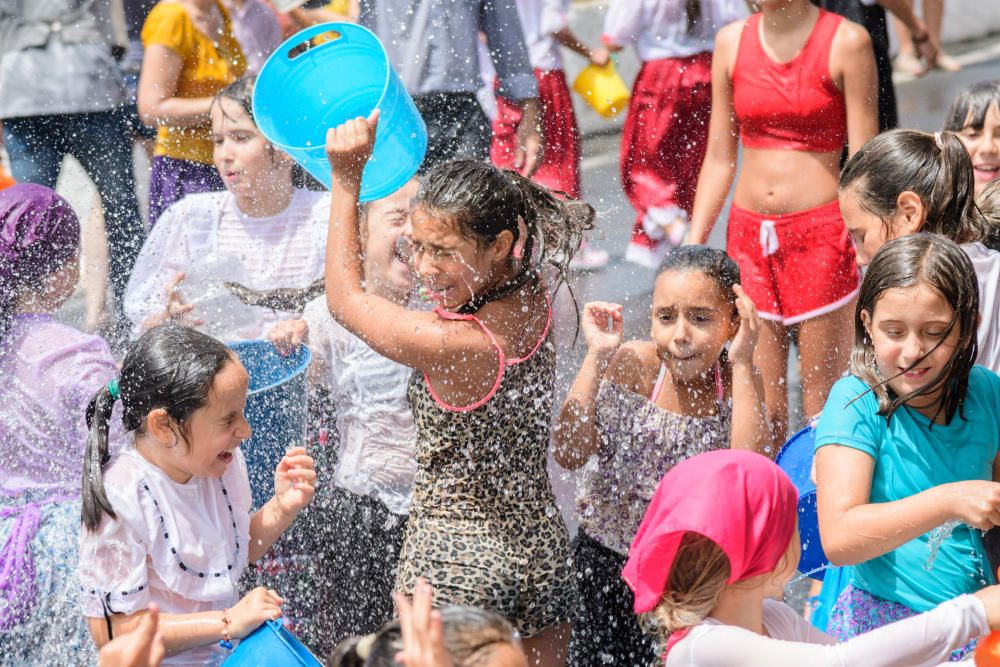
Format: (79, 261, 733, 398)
(421, 300, 553, 413)
(650, 360, 726, 404)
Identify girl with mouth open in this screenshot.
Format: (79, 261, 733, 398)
(324, 111, 593, 667)
(78, 324, 316, 665)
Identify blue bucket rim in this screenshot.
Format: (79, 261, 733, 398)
(228, 340, 311, 397)
(253, 22, 392, 153)
(231, 620, 322, 666)
(774, 424, 815, 468)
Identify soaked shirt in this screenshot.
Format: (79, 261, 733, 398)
(815, 371, 1000, 612)
(576, 379, 731, 555)
(407, 327, 559, 516)
(0, 314, 122, 497)
(124, 188, 329, 342)
(302, 297, 417, 515)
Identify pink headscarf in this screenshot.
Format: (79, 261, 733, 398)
(622, 449, 798, 651)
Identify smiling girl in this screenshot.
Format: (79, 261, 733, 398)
(324, 113, 593, 667)
(553, 246, 771, 666)
(78, 325, 316, 665)
(814, 234, 1000, 657)
(943, 80, 1000, 198)
(837, 128, 1000, 374)
(124, 75, 328, 342)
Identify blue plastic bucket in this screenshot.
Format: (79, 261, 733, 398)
(223, 620, 322, 667)
(229, 341, 311, 509)
(775, 425, 830, 580)
(253, 22, 427, 201)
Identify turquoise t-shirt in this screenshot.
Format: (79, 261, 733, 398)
(814, 367, 1000, 612)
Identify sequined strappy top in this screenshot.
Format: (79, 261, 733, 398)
(576, 362, 732, 555)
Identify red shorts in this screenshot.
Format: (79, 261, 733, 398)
(727, 200, 859, 325)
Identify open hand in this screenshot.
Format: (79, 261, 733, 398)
(394, 579, 453, 667)
(273, 446, 316, 515)
(268, 319, 309, 357)
(325, 109, 380, 191)
(142, 273, 203, 331)
(727, 285, 760, 366)
(581, 301, 623, 360)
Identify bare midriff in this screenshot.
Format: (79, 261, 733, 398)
(733, 147, 841, 215)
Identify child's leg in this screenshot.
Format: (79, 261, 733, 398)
(755, 320, 792, 444)
(796, 303, 855, 420)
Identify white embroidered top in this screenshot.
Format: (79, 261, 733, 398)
(123, 188, 329, 343)
(303, 297, 417, 515)
(78, 448, 253, 666)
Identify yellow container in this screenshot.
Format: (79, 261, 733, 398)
(573, 62, 631, 119)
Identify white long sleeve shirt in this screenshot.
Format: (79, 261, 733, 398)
(666, 596, 988, 667)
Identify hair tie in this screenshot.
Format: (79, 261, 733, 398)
(355, 633, 376, 659)
(934, 131, 945, 150)
(107, 378, 120, 401)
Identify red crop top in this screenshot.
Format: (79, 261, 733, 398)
(732, 9, 847, 153)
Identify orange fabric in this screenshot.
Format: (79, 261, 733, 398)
(142, 1, 246, 164)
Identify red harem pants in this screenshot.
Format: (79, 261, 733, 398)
(491, 68, 581, 199)
(621, 51, 712, 267)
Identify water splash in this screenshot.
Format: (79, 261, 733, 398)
(789, 563, 831, 585)
(923, 520, 961, 571)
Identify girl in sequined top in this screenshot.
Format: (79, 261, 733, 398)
(553, 245, 772, 666)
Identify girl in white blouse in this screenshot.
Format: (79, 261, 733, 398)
(78, 325, 316, 666)
(124, 75, 329, 343)
(265, 178, 419, 655)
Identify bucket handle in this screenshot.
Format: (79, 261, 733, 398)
(286, 27, 344, 60)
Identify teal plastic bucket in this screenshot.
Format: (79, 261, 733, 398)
(223, 620, 322, 667)
(229, 341, 311, 509)
(253, 22, 427, 201)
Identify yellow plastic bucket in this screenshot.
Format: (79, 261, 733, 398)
(573, 62, 631, 119)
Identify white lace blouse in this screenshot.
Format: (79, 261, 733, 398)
(303, 297, 417, 515)
(123, 188, 330, 343)
(78, 448, 253, 666)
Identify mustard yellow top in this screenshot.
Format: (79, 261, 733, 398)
(326, 0, 351, 16)
(142, 1, 246, 164)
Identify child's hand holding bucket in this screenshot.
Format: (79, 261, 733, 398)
(325, 110, 381, 193)
(230, 587, 285, 639)
(273, 446, 316, 516)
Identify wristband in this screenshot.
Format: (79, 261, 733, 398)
(220, 609, 233, 650)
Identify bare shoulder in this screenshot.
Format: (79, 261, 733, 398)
(832, 18, 874, 57)
(605, 340, 660, 395)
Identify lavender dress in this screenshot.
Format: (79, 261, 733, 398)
(0, 314, 121, 665)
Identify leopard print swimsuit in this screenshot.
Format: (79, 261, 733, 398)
(395, 305, 573, 636)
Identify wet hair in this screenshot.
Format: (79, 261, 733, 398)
(648, 533, 731, 642)
(942, 80, 1000, 134)
(327, 606, 519, 667)
(977, 178, 1000, 251)
(839, 129, 987, 245)
(82, 325, 234, 531)
(211, 75, 322, 190)
(412, 159, 595, 308)
(850, 234, 979, 425)
(656, 245, 741, 314)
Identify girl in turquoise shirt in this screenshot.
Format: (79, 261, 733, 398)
(815, 233, 1000, 660)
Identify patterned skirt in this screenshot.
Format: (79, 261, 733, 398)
(0, 497, 96, 666)
(828, 583, 974, 661)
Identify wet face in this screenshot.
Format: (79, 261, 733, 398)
(152, 358, 252, 482)
(839, 186, 894, 267)
(408, 206, 510, 311)
(363, 179, 418, 299)
(956, 102, 1000, 197)
(211, 98, 292, 199)
(861, 283, 961, 408)
(651, 270, 737, 383)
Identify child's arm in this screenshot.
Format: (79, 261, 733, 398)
(86, 588, 283, 654)
(323, 114, 502, 381)
(727, 285, 772, 456)
(688, 22, 741, 245)
(249, 447, 316, 563)
(816, 445, 1000, 566)
(553, 302, 624, 470)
